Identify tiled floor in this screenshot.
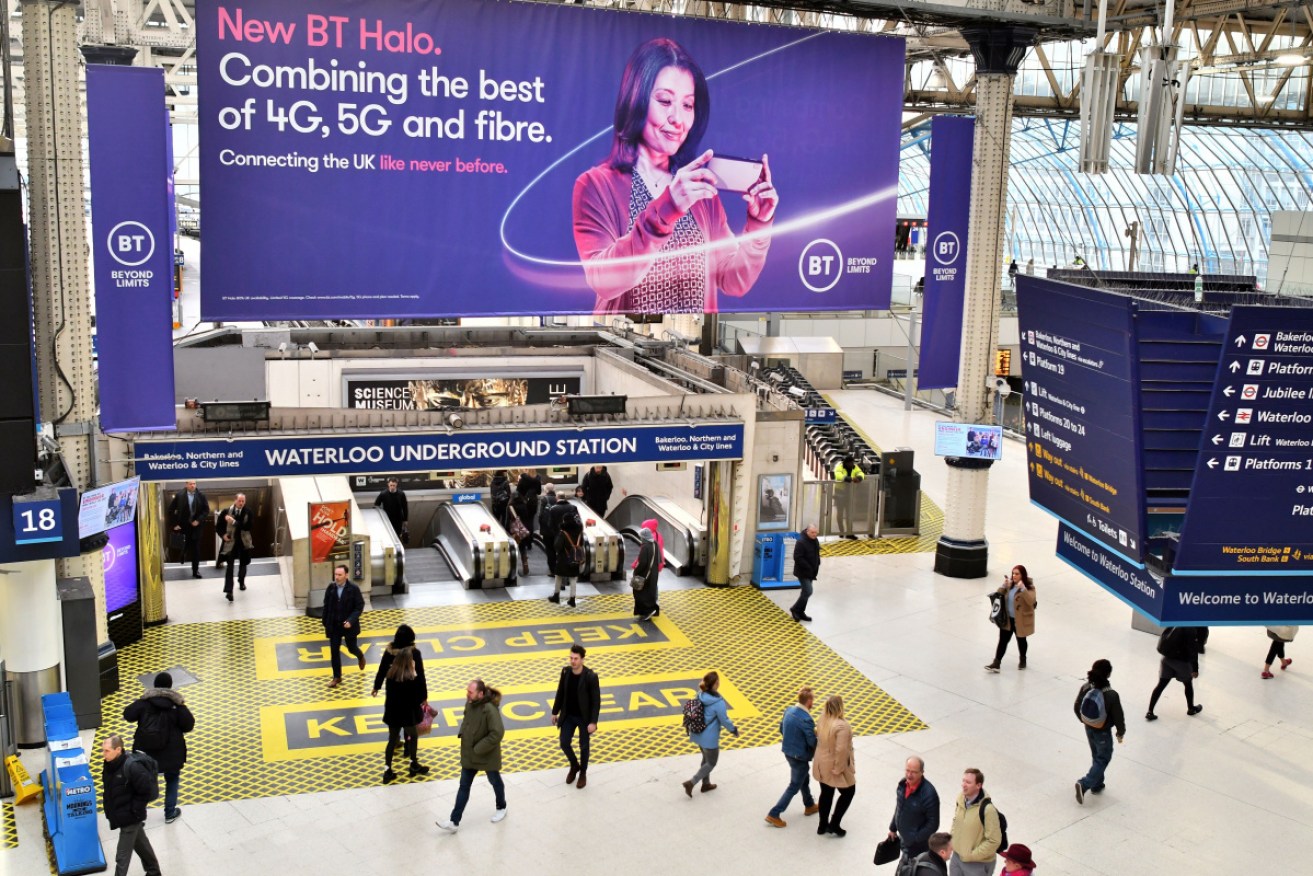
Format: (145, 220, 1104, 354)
(8, 389, 1311, 875)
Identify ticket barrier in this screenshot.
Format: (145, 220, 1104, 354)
(431, 501, 517, 589)
(40, 692, 105, 875)
(567, 499, 626, 581)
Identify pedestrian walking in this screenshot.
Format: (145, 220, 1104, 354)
(764, 687, 818, 828)
(551, 644, 600, 789)
(550, 507, 585, 607)
(1262, 626, 1297, 678)
(580, 465, 613, 516)
(538, 486, 559, 576)
(999, 844, 1036, 875)
(682, 671, 738, 797)
(509, 486, 537, 577)
(490, 469, 512, 526)
(789, 523, 820, 622)
(906, 832, 954, 875)
(813, 694, 856, 837)
(631, 525, 661, 621)
(887, 755, 940, 864)
(168, 480, 209, 578)
(985, 565, 1036, 672)
(322, 564, 366, 688)
(122, 672, 195, 825)
(1073, 658, 1124, 803)
(437, 679, 507, 831)
(101, 734, 162, 876)
(1146, 626, 1204, 720)
(371, 624, 429, 782)
(373, 478, 409, 541)
(215, 493, 253, 601)
(948, 768, 1001, 876)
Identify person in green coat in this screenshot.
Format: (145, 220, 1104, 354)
(436, 679, 507, 832)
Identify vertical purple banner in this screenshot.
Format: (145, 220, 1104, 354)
(87, 65, 176, 432)
(918, 115, 975, 391)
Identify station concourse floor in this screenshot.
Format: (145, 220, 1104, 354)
(8, 390, 1312, 876)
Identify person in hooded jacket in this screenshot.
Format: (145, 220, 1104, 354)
(551, 502, 586, 607)
(682, 670, 739, 797)
(123, 671, 195, 824)
(372, 624, 429, 783)
(632, 518, 665, 576)
(538, 486, 559, 576)
(490, 470, 512, 526)
(631, 525, 661, 621)
(437, 678, 507, 831)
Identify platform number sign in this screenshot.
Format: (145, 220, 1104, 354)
(12, 499, 65, 545)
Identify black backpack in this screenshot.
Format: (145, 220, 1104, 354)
(127, 752, 161, 801)
(134, 704, 172, 752)
(978, 797, 1008, 852)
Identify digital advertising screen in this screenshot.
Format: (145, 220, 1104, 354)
(78, 477, 142, 539)
(103, 522, 140, 614)
(197, 0, 904, 319)
(346, 376, 581, 410)
(933, 422, 1002, 460)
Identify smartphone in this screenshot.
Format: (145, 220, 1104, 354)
(707, 154, 764, 193)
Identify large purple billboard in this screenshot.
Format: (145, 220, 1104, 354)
(103, 523, 139, 614)
(197, 0, 903, 319)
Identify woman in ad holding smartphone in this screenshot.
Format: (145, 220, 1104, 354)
(572, 37, 779, 315)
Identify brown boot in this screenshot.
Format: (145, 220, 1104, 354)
(521, 555, 530, 576)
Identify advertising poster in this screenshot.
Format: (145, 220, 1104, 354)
(757, 473, 791, 531)
(103, 523, 140, 614)
(197, 0, 903, 319)
(346, 376, 581, 410)
(78, 477, 142, 539)
(933, 422, 1001, 459)
(918, 115, 974, 390)
(310, 501, 352, 563)
(86, 66, 178, 431)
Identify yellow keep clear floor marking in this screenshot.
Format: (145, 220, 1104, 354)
(819, 393, 945, 556)
(254, 612, 693, 679)
(1, 801, 16, 849)
(95, 588, 925, 805)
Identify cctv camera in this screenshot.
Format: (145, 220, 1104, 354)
(447, 412, 465, 429)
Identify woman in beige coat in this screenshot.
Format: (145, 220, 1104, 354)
(811, 694, 855, 837)
(986, 564, 1037, 672)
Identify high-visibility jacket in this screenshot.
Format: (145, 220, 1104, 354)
(834, 461, 865, 483)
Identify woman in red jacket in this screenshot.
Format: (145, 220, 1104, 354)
(572, 38, 779, 315)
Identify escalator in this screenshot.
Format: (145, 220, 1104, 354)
(606, 494, 705, 576)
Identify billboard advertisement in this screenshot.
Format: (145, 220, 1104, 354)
(78, 477, 142, 539)
(309, 501, 352, 563)
(86, 66, 177, 431)
(346, 376, 581, 410)
(103, 523, 139, 614)
(197, 0, 903, 319)
(933, 422, 1001, 460)
(918, 115, 974, 390)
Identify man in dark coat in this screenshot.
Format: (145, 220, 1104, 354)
(517, 469, 543, 506)
(322, 564, 366, 688)
(887, 755, 941, 864)
(580, 465, 613, 517)
(215, 493, 253, 601)
(373, 478, 409, 540)
(908, 832, 954, 875)
(123, 672, 195, 824)
(789, 523, 821, 622)
(538, 486, 559, 575)
(102, 734, 162, 876)
(169, 480, 210, 578)
(551, 644, 601, 789)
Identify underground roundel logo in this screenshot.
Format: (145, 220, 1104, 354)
(798, 239, 843, 293)
(107, 221, 156, 267)
(931, 231, 962, 267)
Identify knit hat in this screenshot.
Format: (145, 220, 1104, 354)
(154, 672, 173, 689)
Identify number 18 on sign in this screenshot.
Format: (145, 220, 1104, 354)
(12, 499, 64, 545)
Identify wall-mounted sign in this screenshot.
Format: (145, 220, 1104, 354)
(346, 376, 581, 410)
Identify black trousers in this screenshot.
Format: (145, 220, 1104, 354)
(817, 782, 856, 831)
(327, 630, 363, 679)
(223, 544, 251, 594)
(385, 724, 418, 766)
(558, 713, 590, 770)
(994, 623, 1029, 663)
(180, 526, 202, 574)
(1266, 640, 1286, 665)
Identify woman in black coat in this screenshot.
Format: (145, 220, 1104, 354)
(632, 526, 660, 621)
(372, 624, 429, 782)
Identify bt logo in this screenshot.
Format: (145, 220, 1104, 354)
(107, 221, 155, 267)
(932, 231, 961, 266)
(798, 239, 843, 293)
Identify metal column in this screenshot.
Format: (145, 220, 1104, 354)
(935, 25, 1036, 579)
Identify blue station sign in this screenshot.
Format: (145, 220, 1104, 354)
(133, 423, 745, 481)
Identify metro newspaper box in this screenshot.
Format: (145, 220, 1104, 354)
(752, 532, 801, 590)
(40, 692, 105, 876)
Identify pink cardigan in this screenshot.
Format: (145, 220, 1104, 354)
(572, 164, 773, 314)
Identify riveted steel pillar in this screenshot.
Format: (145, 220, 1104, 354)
(935, 26, 1036, 579)
(23, 0, 109, 641)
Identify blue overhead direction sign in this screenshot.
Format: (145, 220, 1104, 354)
(1175, 307, 1313, 574)
(1018, 281, 1146, 558)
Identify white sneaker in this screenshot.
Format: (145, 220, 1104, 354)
(490, 808, 508, 823)
(435, 819, 459, 833)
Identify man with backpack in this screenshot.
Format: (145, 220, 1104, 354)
(123, 672, 195, 824)
(550, 502, 585, 607)
(906, 832, 954, 875)
(102, 733, 163, 876)
(948, 768, 1002, 876)
(1074, 658, 1125, 804)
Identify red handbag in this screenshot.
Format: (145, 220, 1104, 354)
(416, 702, 437, 736)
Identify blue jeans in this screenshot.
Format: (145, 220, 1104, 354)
(163, 768, 180, 817)
(769, 755, 814, 817)
(450, 767, 505, 824)
(1079, 726, 1114, 791)
(790, 579, 814, 616)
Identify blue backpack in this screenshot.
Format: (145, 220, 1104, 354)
(1079, 686, 1108, 729)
